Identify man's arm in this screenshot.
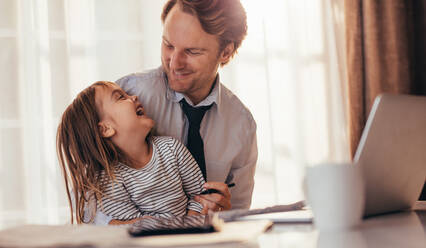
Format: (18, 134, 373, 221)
(228, 128, 258, 209)
(196, 126, 258, 211)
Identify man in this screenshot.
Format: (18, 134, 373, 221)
(117, 0, 257, 212)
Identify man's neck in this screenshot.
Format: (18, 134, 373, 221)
(186, 76, 218, 105)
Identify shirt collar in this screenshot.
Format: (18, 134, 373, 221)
(164, 70, 222, 109)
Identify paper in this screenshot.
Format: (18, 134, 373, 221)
(0, 220, 272, 248)
(236, 209, 313, 223)
(218, 200, 306, 222)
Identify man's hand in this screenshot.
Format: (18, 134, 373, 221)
(194, 182, 231, 212)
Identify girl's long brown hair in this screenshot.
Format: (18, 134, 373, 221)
(56, 81, 122, 224)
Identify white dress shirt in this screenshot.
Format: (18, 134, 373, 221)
(116, 66, 258, 209)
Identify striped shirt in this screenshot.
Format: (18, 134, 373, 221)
(89, 136, 205, 222)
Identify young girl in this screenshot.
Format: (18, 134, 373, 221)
(57, 81, 205, 225)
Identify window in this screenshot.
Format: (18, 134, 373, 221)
(0, 0, 348, 229)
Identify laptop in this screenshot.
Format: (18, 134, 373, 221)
(353, 94, 426, 217)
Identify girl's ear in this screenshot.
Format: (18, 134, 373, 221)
(98, 122, 116, 138)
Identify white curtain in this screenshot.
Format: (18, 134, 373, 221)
(0, 0, 349, 229)
(225, 0, 350, 207)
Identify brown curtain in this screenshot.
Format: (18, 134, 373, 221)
(345, 0, 426, 199)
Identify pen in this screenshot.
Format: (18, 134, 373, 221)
(200, 183, 235, 195)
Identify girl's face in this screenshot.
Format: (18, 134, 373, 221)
(95, 82, 154, 141)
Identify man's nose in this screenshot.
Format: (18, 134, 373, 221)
(169, 51, 185, 70)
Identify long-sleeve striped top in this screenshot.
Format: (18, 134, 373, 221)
(88, 136, 205, 222)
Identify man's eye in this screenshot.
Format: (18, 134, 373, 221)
(187, 50, 201, 55)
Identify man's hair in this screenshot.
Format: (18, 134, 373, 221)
(161, 0, 247, 65)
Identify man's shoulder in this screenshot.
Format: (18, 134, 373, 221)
(219, 83, 256, 128)
(116, 67, 165, 92)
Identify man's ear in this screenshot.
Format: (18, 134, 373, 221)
(219, 42, 235, 65)
(98, 122, 116, 138)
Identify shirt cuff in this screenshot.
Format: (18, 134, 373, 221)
(187, 200, 204, 213)
(93, 210, 113, 226)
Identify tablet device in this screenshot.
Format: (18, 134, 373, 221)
(128, 215, 219, 237)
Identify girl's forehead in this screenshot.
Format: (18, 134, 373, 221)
(94, 82, 118, 96)
(96, 81, 117, 90)
(93, 83, 115, 109)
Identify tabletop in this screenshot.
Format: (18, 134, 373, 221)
(256, 209, 425, 248)
(0, 202, 425, 248)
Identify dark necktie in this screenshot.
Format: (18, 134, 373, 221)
(180, 98, 213, 180)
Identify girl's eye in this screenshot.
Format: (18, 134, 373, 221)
(118, 94, 125, 100)
(163, 41, 173, 50)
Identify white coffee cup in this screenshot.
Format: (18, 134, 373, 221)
(305, 163, 365, 231)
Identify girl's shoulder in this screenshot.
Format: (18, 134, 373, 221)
(151, 136, 185, 155)
(151, 135, 179, 147)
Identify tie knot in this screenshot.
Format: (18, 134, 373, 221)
(180, 99, 213, 127)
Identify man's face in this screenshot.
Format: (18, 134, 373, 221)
(161, 5, 228, 104)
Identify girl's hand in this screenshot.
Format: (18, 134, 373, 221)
(108, 215, 151, 225)
(194, 182, 231, 212)
(186, 209, 201, 216)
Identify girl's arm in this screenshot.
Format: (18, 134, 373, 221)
(172, 139, 206, 214)
(93, 168, 143, 223)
